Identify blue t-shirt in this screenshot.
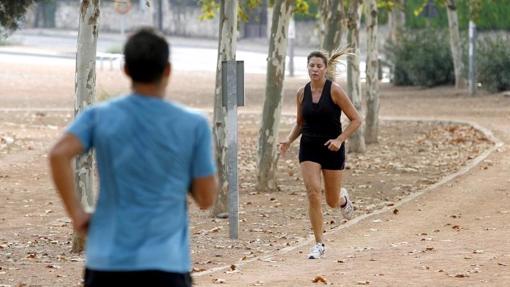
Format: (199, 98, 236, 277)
(67, 93, 216, 273)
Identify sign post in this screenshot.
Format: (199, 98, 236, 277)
(114, 0, 131, 37)
(222, 60, 244, 240)
(288, 17, 295, 77)
(468, 20, 477, 96)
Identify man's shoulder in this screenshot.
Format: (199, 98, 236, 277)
(169, 102, 209, 124)
(89, 94, 130, 112)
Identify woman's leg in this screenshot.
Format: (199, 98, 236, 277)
(300, 161, 324, 243)
(323, 169, 345, 208)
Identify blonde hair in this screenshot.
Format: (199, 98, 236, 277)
(307, 47, 354, 81)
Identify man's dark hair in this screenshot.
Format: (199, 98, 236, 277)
(123, 28, 170, 83)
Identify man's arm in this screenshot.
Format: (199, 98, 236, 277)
(48, 133, 90, 235)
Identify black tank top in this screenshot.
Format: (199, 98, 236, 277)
(301, 79, 342, 139)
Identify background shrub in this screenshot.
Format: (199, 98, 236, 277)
(385, 29, 454, 87)
(405, 0, 510, 31)
(477, 36, 510, 92)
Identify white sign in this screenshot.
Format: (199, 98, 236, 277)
(288, 18, 296, 39)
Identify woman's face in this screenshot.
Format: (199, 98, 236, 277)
(307, 56, 327, 81)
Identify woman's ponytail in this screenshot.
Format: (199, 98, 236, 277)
(326, 47, 355, 81)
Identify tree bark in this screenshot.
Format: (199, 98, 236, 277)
(256, 0, 294, 192)
(211, 0, 238, 217)
(321, 0, 345, 55)
(446, 0, 466, 89)
(388, 0, 405, 44)
(365, 0, 379, 144)
(346, 0, 366, 153)
(72, 0, 100, 253)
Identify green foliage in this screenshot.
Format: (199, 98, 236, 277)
(377, 0, 399, 10)
(385, 29, 454, 87)
(0, 0, 35, 32)
(199, 0, 220, 20)
(294, 0, 317, 21)
(406, 0, 510, 30)
(477, 35, 510, 92)
(200, 0, 312, 22)
(294, 0, 310, 14)
(239, 0, 262, 22)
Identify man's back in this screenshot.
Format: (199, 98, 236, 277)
(50, 27, 216, 287)
(67, 93, 215, 272)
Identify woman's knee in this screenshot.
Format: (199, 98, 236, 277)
(306, 187, 322, 205)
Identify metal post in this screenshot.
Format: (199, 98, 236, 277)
(468, 20, 477, 96)
(158, 0, 163, 32)
(120, 16, 125, 38)
(222, 60, 244, 240)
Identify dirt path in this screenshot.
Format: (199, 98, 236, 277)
(1, 55, 509, 286)
(194, 91, 510, 286)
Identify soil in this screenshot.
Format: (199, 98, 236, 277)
(1, 59, 509, 287)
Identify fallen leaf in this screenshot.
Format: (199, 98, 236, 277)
(357, 280, 370, 285)
(213, 278, 226, 284)
(209, 227, 222, 233)
(312, 275, 327, 284)
(454, 273, 469, 278)
(393, 208, 399, 215)
(26, 252, 37, 259)
(192, 267, 207, 272)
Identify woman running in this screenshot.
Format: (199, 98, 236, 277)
(280, 49, 361, 259)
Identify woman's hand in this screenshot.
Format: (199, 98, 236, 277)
(324, 139, 342, 151)
(279, 140, 291, 157)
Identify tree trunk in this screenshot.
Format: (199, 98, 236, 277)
(446, 0, 466, 89)
(365, 0, 379, 144)
(318, 0, 328, 49)
(72, 0, 100, 253)
(321, 0, 345, 55)
(388, 0, 405, 44)
(211, 0, 238, 217)
(256, 0, 294, 192)
(346, 0, 366, 153)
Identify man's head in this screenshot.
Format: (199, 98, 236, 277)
(123, 28, 170, 84)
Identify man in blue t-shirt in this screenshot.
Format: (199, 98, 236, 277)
(49, 28, 217, 286)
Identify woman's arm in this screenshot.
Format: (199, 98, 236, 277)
(280, 87, 305, 156)
(324, 83, 362, 150)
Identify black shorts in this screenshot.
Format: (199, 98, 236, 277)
(84, 268, 192, 287)
(299, 136, 345, 170)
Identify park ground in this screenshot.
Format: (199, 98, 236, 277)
(0, 52, 509, 286)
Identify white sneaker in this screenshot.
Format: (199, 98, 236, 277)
(340, 188, 354, 220)
(308, 243, 325, 259)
